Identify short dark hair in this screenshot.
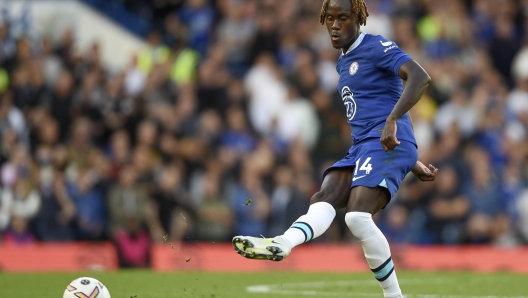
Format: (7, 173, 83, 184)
(319, 0, 369, 26)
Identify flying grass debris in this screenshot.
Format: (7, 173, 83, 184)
(181, 212, 187, 226)
(162, 234, 168, 243)
(243, 198, 252, 206)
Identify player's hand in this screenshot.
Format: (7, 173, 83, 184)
(412, 161, 437, 181)
(380, 119, 400, 151)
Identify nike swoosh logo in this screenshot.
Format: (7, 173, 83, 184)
(353, 175, 367, 181)
(271, 240, 281, 245)
(380, 40, 393, 46)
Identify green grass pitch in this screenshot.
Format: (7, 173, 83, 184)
(1, 270, 527, 297)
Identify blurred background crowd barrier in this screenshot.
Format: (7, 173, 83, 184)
(0, 0, 528, 268)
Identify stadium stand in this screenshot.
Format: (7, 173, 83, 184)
(0, 0, 527, 269)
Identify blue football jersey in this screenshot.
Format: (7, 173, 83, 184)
(336, 32, 417, 146)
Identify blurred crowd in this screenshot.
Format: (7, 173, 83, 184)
(1, 0, 528, 267)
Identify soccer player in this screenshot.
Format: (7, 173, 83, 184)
(232, 0, 437, 297)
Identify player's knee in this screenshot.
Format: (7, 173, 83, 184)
(345, 212, 373, 240)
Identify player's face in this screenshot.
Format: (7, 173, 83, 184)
(325, 0, 359, 50)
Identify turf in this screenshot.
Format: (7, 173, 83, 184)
(1, 271, 527, 298)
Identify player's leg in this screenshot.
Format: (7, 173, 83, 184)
(345, 186, 404, 298)
(279, 167, 353, 247)
(344, 139, 417, 298)
(232, 168, 353, 261)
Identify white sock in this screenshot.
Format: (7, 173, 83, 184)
(345, 212, 402, 298)
(280, 202, 336, 249)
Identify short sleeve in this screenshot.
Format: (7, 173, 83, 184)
(369, 36, 412, 75)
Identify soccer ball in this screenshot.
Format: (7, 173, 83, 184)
(63, 277, 111, 298)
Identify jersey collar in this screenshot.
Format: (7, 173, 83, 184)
(342, 32, 366, 56)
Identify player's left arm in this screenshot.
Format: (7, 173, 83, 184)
(411, 160, 437, 181)
(380, 60, 430, 151)
(380, 60, 437, 181)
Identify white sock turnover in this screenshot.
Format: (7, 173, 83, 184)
(280, 202, 336, 249)
(345, 211, 402, 298)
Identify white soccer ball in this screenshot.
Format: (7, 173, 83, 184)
(63, 277, 111, 298)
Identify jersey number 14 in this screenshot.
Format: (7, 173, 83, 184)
(354, 157, 373, 175)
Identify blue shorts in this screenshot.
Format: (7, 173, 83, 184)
(323, 138, 418, 200)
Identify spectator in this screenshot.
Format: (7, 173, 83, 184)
(101, 74, 134, 135)
(137, 30, 170, 76)
(165, 15, 200, 86)
(434, 89, 479, 139)
(131, 145, 157, 195)
(67, 169, 106, 241)
(310, 89, 350, 169)
(0, 184, 10, 233)
(33, 145, 76, 242)
(244, 53, 287, 136)
(275, 84, 320, 150)
(150, 162, 193, 242)
(108, 166, 152, 267)
(2, 144, 33, 188)
(54, 29, 75, 69)
(221, 106, 256, 154)
(136, 119, 159, 149)
(0, 23, 15, 64)
(216, 0, 257, 75)
(66, 117, 96, 177)
(0, 92, 28, 145)
(516, 189, 528, 243)
(230, 161, 271, 237)
(3, 37, 33, 74)
(248, 10, 279, 64)
(197, 44, 231, 113)
(11, 66, 34, 111)
(106, 130, 132, 180)
(0, 163, 41, 235)
(378, 205, 413, 244)
(2, 215, 35, 245)
(48, 70, 74, 142)
(426, 165, 470, 244)
(268, 165, 310, 236)
(508, 46, 528, 127)
(288, 49, 320, 99)
(28, 60, 53, 110)
(177, 0, 215, 57)
(40, 38, 63, 88)
(0, 0, 528, 250)
(487, 13, 522, 86)
(194, 165, 234, 241)
(0, 128, 17, 166)
(464, 147, 508, 243)
(33, 116, 59, 155)
(196, 109, 223, 147)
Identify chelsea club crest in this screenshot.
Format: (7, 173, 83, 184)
(349, 62, 359, 75)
